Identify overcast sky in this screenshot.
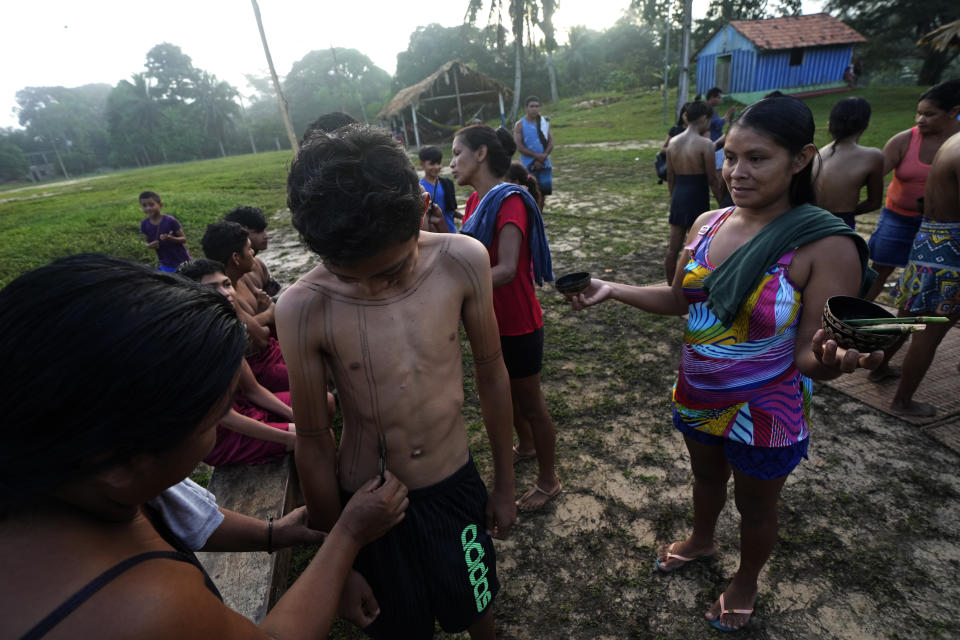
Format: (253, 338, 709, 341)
(1, 0, 822, 130)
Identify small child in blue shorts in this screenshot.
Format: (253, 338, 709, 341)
(139, 190, 190, 272)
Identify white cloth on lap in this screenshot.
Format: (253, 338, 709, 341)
(147, 478, 224, 550)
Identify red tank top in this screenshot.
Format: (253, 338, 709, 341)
(885, 127, 931, 217)
(464, 191, 543, 336)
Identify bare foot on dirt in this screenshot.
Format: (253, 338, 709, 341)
(868, 365, 901, 383)
(705, 586, 757, 631)
(654, 539, 716, 572)
(890, 399, 937, 417)
(516, 479, 561, 511)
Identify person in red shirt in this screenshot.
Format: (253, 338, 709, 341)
(451, 124, 561, 512)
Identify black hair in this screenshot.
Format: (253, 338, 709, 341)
(828, 97, 872, 151)
(764, 90, 785, 98)
(525, 95, 542, 106)
(685, 101, 715, 123)
(694, 94, 703, 101)
(300, 111, 358, 145)
(288, 124, 422, 265)
(454, 124, 517, 178)
(505, 162, 542, 205)
(676, 102, 691, 127)
(418, 146, 443, 164)
(731, 94, 818, 207)
(201, 221, 248, 265)
(139, 190, 161, 203)
(706, 87, 723, 100)
(224, 205, 268, 232)
(918, 79, 960, 112)
(177, 258, 227, 282)
(0, 254, 246, 517)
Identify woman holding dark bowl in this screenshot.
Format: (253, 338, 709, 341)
(567, 95, 883, 632)
(451, 124, 562, 512)
(0, 255, 408, 639)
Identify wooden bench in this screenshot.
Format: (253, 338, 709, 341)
(196, 455, 299, 623)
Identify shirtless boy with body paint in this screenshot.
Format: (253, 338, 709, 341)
(276, 125, 515, 640)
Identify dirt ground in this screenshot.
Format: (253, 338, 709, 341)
(265, 157, 960, 640)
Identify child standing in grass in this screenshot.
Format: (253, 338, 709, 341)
(139, 190, 190, 272)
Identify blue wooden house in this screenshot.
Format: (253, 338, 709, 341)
(694, 14, 866, 101)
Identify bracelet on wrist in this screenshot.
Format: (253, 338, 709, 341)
(267, 516, 274, 554)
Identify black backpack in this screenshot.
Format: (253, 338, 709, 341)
(654, 152, 667, 184)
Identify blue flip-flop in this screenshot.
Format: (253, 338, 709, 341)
(708, 594, 753, 632)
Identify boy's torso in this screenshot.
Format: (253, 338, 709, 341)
(287, 233, 476, 491)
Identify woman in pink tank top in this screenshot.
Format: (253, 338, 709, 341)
(864, 81, 960, 300)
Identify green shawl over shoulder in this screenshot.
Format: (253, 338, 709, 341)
(702, 203, 874, 328)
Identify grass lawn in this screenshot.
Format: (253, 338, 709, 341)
(0, 85, 924, 288)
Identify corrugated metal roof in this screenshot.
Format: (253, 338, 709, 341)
(729, 13, 865, 50)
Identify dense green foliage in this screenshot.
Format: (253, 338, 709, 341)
(281, 48, 392, 136)
(825, 0, 960, 85)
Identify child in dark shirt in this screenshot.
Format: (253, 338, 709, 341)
(139, 190, 190, 272)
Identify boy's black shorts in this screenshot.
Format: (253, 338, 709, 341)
(500, 327, 544, 379)
(340, 455, 499, 639)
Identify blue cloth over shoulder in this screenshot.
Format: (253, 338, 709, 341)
(460, 182, 554, 285)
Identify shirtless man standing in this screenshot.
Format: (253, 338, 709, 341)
(665, 100, 723, 284)
(814, 97, 884, 229)
(276, 125, 515, 640)
(882, 131, 960, 416)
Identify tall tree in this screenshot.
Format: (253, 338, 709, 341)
(466, 0, 542, 118)
(282, 48, 390, 135)
(144, 43, 199, 103)
(0, 135, 28, 182)
(394, 23, 509, 91)
(105, 74, 165, 166)
(193, 72, 240, 157)
(538, 0, 559, 102)
(16, 84, 111, 174)
(826, 0, 959, 84)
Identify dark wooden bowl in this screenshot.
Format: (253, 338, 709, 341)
(821, 296, 899, 352)
(554, 271, 591, 295)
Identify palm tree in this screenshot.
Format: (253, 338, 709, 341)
(466, 0, 542, 118)
(919, 19, 960, 51)
(539, 0, 559, 103)
(193, 72, 240, 157)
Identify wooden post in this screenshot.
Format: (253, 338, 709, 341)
(400, 111, 407, 146)
(677, 0, 692, 116)
(452, 68, 464, 125)
(50, 138, 69, 178)
(410, 106, 421, 148)
(251, 0, 299, 155)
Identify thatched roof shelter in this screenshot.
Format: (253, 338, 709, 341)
(919, 19, 960, 51)
(377, 60, 513, 146)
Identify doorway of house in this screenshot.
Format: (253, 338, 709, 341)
(715, 55, 731, 93)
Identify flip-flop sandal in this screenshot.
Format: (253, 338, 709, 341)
(515, 482, 562, 511)
(708, 593, 754, 632)
(512, 445, 537, 464)
(654, 542, 713, 573)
